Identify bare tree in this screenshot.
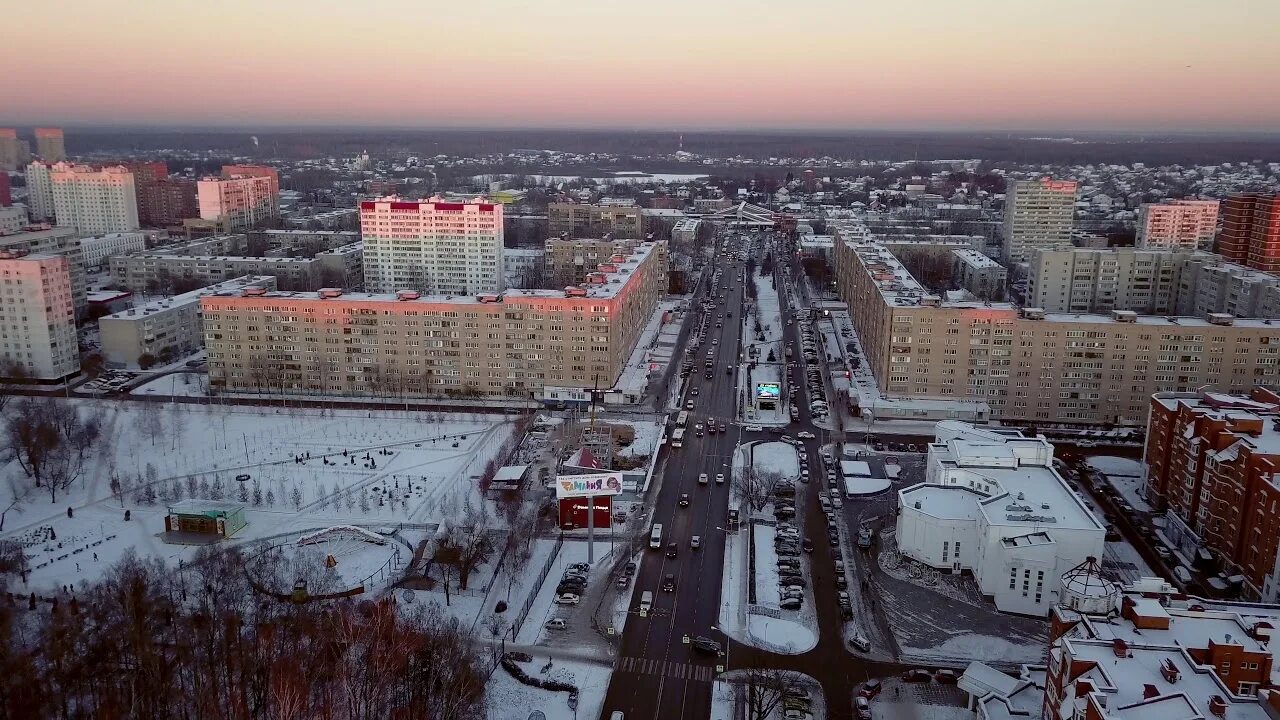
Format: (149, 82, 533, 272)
(441, 499, 495, 591)
(735, 667, 806, 720)
(0, 470, 34, 531)
(138, 401, 164, 447)
(5, 398, 103, 503)
(732, 466, 786, 512)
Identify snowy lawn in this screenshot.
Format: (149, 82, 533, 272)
(751, 441, 800, 479)
(902, 632, 1045, 667)
(710, 679, 736, 720)
(485, 658, 612, 720)
(130, 372, 209, 397)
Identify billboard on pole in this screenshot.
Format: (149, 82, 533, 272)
(555, 472, 624, 499)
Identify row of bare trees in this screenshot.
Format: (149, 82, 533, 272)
(2, 398, 109, 529)
(0, 546, 488, 720)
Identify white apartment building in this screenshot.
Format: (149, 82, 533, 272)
(1002, 178, 1077, 264)
(0, 225, 86, 318)
(503, 247, 544, 288)
(25, 160, 55, 222)
(99, 275, 275, 369)
(951, 248, 1007, 300)
(78, 232, 147, 270)
(360, 196, 504, 295)
(48, 163, 140, 234)
(198, 174, 279, 231)
(1137, 199, 1220, 249)
(0, 205, 27, 233)
(672, 218, 701, 244)
(0, 250, 78, 379)
(895, 422, 1104, 616)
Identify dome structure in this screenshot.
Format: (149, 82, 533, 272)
(1060, 556, 1120, 614)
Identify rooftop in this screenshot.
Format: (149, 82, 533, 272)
(102, 276, 275, 319)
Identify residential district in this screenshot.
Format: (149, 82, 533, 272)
(5, 128, 1280, 720)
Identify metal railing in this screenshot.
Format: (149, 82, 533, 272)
(510, 534, 564, 640)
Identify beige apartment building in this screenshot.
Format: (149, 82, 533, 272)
(834, 234, 1280, 426)
(548, 203, 644, 239)
(110, 244, 363, 293)
(1001, 178, 1077, 264)
(201, 239, 668, 399)
(544, 235, 641, 287)
(0, 251, 78, 380)
(1136, 199, 1219, 249)
(99, 275, 275, 369)
(0, 225, 86, 318)
(1027, 246, 1280, 318)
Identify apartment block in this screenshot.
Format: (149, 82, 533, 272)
(951, 249, 1006, 300)
(247, 229, 360, 253)
(197, 166, 280, 231)
(544, 235, 641, 287)
(79, 232, 147, 270)
(124, 161, 198, 227)
(672, 218, 701, 244)
(0, 225, 87, 318)
(0, 251, 78, 379)
(1137, 199, 1220, 249)
(110, 247, 362, 294)
(1026, 247, 1188, 314)
(0, 171, 11, 206)
(1219, 193, 1280, 274)
(503, 247, 545, 288)
(0, 129, 30, 171)
(0, 206, 26, 233)
(201, 239, 667, 399)
(1002, 178, 1077, 264)
(1143, 388, 1280, 599)
(34, 128, 65, 162)
(359, 196, 503, 295)
(832, 232, 1280, 427)
(24, 160, 55, 222)
(548, 202, 644, 239)
(99, 275, 275, 369)
(48, 162, 140, 234)
(1045, 578, 1280, 719)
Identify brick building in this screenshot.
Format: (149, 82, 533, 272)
(1219, 193, 1280, 274)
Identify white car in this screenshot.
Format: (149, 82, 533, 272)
(715, 473, 725, 484)
(545, 618, 567, 630)
(797, 431, 816, 440)
(555, 593, 581, 605)
(699, 473, 709, 484)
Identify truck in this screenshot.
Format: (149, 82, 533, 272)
(671, 428, 686, 448)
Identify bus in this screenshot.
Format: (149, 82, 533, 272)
(675, 411, 690, 428)
(649, 524, 664, 549)
(671, 428, 686, 448)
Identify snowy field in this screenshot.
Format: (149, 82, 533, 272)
(131, 372, 209, 397)
(751, 441, 800, 478)
(485, 657, 612, 720)
(2, 399, 517, 595)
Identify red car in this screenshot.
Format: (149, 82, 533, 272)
(858, 679, 882, 698)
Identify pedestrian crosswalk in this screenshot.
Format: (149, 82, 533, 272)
(616, 656, 715, 682)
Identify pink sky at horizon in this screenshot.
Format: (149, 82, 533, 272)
(3, 0, 1278, 131)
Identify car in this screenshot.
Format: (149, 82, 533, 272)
(616, 575, 629, 588)
(624, 561, 637, 576)
(779, 577, 806, 589)
(719, 423, 727, 433)
(858, 679, 882, 698)
(568, 562, 589, 573)
(902, 669, 932, 682)
(704, 371, 713, 379)
(935, 669, 959, 684)
(689, 535, 702, 549)
(744, 424, 764, 432)
(555, 593, 581, 605)
(666, 543, 678, 558)
(545, 618, 567, 630)
(685, 400, 695, 410)
(855, 697, 872, 720)
(849, 634, 871, 652)
(690, 387, 699, 396)
(829, 535, 840, 546)
(715, 473, 725, 484)
(691, 636, 723, 655)
(680, 493, 690, 506)
(699, 473, 708, 485)
(835, 575, 848, 588)
(780, 597, 802, 610)
(802, 538, 814, 552)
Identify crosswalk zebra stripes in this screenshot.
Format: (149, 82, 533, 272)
(616, 656, 715, 682)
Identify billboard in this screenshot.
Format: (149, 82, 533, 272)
(558, 495, 613, 529)
(756, 382, 781, 400)
(555, 472, 624, 499)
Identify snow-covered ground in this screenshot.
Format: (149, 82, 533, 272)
(751, 441, 800, 478)
(844, 476, 892, 496)
(1087, 455, 1151, 513)
(740, 268, 789, 426)
(902, 631, 1046, 666)
(606, 419, 663, 459)
(754, 523, 782, 607)
(130, 373, 209, 397)
(486, 657, 612, 720)
(2, 400, 517, 595)
(710, 679, 736, 720)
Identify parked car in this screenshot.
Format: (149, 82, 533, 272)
(902, 669, 932, 682)
(855, 697, 872, 720)
(935, 669, 960, 684)
(545, 618, 567, 630)
(555, 593, 581, 605)
(858, 679, 882, 698)
(850, 634, 872, 652)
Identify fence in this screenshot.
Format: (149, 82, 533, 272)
(510, 535, 564, 641)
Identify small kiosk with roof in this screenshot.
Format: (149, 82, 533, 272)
(164, 500, 248, 541)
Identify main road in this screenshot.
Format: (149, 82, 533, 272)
(600, 232, 903, 720)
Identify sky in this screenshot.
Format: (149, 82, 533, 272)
(3, 0, 1279, 132)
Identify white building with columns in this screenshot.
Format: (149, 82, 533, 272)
(895, 421, 1104, 616)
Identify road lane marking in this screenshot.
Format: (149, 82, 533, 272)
(614, 656, 716, 683)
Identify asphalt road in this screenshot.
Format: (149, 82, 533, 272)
(600, 234, 904, 720)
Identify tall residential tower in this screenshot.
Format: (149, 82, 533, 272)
(1001, 178, 1077, 264)
(359, 196, 504, 295)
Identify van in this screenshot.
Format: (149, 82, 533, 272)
(610, 713, 625, 720)
(639, 591, 653, 617)
(650, 524, 664, 549)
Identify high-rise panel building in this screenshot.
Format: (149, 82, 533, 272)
(49, 163, 140, 234)
(124, 160, 197, 226)
(1136, 199, 1219, 249)
(25, 159, 55, 221)
(197, 165, 280, 231)
(0, 172, 10, 206)
(1, 225, 88, 318)
(359, 196, 504, 295)
(0, 129, 29, 171)
(34, 128, 66, 162)
(1218, 193, 1280, 273)
(1001, 178, 1077, 264)
(0, 250, 78, 380)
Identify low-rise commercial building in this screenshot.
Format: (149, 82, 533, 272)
(201, 240, 668, 399)
(78, 232, 147, 270)
(1143, 388, 1280, 600)
(99, 275, 275, 369)
(832, 230, 1280, 426)
(951, 248, 1007, 300)
(896, 422, 1103, 616)
(672, 218, 701, 245)
(1044, 577, 1280, 719)
(0, 251, 78, 379)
